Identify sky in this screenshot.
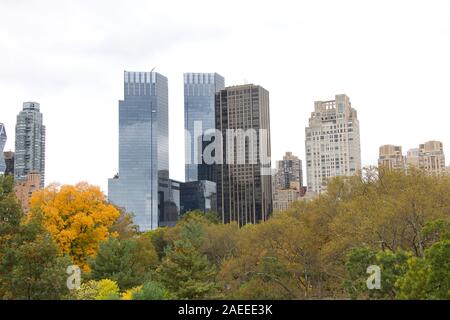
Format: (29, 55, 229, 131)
(1, 0, 450, 193)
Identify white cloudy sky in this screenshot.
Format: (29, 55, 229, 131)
(1, 0, 449, 193)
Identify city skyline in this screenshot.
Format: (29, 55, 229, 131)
(2, 0, 450, 193)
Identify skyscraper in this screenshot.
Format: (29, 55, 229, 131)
(215, 84, 272, 225)
(15, 102, 46, 187)
(305, 94, 361, 193)
(108, 71, 169, 231)
(378, 145, 406, 171)
(184, 73, 225, 182)
(0, 123, 6, 173)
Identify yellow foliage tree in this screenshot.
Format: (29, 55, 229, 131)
(30, 182, 120, 270)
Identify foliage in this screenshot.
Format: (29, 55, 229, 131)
(73, 279, 120, 300)
(88, 237, 158, 290)
(132, 281, 169, 300)
(29, 183, 121, 270)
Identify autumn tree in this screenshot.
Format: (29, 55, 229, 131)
(30, 183, 120, 270)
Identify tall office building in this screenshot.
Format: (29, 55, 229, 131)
(108, 71, 169, 231)
(15, 102, 46, 187)
(305, 94, 361, 193)
(406, 141, 446, 174)
(378, 145, 406, 171)
(0, 123, 6, 173)
(215, 84, 272, 225)
(184, 73, 225, 182)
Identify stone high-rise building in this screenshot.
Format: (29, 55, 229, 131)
(406, 141, 446, 174)
(305, 94, 361, 193)
(215, 84, 272, 225)
(15, 102, 46, 188)
(108, 71, 170, 231)
(378, 145, 406, 171)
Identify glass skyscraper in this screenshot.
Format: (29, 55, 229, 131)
(184, 73, 224, 182)
(15, 102, 46, 187)
(0, 123, 6, 173)
(108, 71, 169, 231)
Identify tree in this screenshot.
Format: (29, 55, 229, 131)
(0, 212, 72, 300)
(89, 237, 158, 290)
(156, 223, 217, 299)
(132, 281, 169, 300)
(344, 247, 410, 299)
(397, 220, 450, 299)
(73, 279, 120, 300)
(109, 209, 138, 240)
(0, 175, 22, 246)
(29, 183, 121, 270)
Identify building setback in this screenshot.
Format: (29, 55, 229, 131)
(14, 102, 46, 188)
(215, 84, 272, 225)
(108, 71, 170, 231)
(305, 94, 361, 193)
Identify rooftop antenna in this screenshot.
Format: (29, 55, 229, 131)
(150, 67, 156, 73)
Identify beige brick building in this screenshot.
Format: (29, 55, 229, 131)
(378, 145, 406, 171)
(15, 171, 41, 214)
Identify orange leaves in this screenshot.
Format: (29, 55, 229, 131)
(29, 182, 120, 271)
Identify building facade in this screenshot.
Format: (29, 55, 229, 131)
(14, 102, 46, 187)
(305, 94, 361, 193)
(272, 151, 306, 211)
(108, 71, 169, 231)
(15, 171, 41, 214)
(406, 141, 446, 174)
(180, 180, 217, 215)
(0, 123, 6, 173)
(184, 73, 225, 182)
(378, 145, 406, 171)
(3, 151, 14, 176)
(215, 84, 272, 225)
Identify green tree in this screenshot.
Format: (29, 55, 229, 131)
(397, 220, 450, 299)
(156, 223, 217, 299)
(88, 237, 158, 290)
(0, 213, 71, 300)
(132, 281, 168, 300)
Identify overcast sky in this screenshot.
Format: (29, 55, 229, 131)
(1, 0, 449, 193)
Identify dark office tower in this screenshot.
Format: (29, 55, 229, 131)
(3, 151, 15, 176)
(184, 73, 225, 182)
(180, 180, 217, 215)
(215, 84, 273, 226)
(108, 71, 169, 231)
(0, 123, 6, 173)
(15, 102, 46, 187)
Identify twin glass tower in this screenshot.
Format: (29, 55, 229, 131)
(108, 71, 169, 231)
